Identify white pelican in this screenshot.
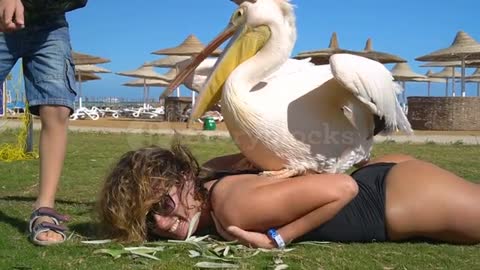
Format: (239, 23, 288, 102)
(168, 0, 412, 177)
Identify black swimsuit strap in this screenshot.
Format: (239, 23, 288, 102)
(208, 176, 225, 200)
(207, 169, 261, 203)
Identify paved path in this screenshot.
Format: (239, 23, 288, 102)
(1, 120, 479, 145)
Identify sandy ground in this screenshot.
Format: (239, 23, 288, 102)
(2, 117, 480, 144)
(67, 118, 229, 131)
(39, 117, 480, 136)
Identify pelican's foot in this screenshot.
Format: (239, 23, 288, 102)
(259, 168, 305, 179)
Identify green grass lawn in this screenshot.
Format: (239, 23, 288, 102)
(0, 129, 479, 270)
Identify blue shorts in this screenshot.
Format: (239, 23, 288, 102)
(0, 16, 77, 116)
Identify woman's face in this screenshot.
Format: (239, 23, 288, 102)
(149, 181, 201, 240)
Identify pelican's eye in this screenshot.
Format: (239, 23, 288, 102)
(230, 7, 245, 25)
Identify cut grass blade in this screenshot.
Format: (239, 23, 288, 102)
(81, 239, 113, 245)
(194, 262, 239, 268)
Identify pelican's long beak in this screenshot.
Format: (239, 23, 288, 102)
(165, 7, 271, 120)
(163, 23, 238, 98)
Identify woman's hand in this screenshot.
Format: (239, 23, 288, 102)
(227, 226, 276, 249)
(211, 212, 276, 249)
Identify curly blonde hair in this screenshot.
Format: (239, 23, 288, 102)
(96, 141, 208, 242)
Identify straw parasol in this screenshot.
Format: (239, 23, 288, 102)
(455, 74, 480, 96)
(75, 64, 111, 74)
(123, 76, 194, 110)
(75, 72, 100, 82)
(123, 78, 170, 87)
(294, 32, 355, 65)
(466, 67, 480, 79)
(463, 77, 480, 96)
(74, 65, 111, 108)
(123, 78, 171, 105)
(455, 77, 480, 96)
(416, 31, 480, 96)
(410, 70, 447, 96)
(143, 55, 191, 68)
(116, 65, 169, 80)
(465, 68, 480, 96)
(420, 60, 480, 95)
(420, 59, 480, 68)
(117, 65, 176, 108)
(72, 51, 110, 65)
(390, 62, 426, 110)
(390, 62, 426, 81)
(157, 68, 178, 82)
(152, 34, 222, 56)
(429, 67, 462, 96)
(350, 38, 406, 64)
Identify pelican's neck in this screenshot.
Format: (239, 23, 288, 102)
(224, 17, 296, 104)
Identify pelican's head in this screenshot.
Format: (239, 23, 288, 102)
(166, 0, 295, 119)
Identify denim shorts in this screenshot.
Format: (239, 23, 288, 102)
(0, 16, 77, 116)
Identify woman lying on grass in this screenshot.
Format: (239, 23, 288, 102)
(97, 142, 480, 248)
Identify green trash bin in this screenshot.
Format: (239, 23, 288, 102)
(203, 117, 217, 131)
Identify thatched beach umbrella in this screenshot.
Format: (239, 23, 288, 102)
(390, 62, 426, 81)
(410, 70, 447, 96)
(464, 77, 480, 96)
(465, 68, 480, 96)
(75, 72, 100, 82)
(116, 65, 167, 80)
(72, 51, 110, 65)
(294, 32, 355, 65)
(123, 78, 170, 87)
(420, 60, 480, 95)
(456, 77, 480, 96)
(467, 67, 480, 79)
(455, 74, 480, 96)
(117, 65, 172, 108)
(123, 78, 171, 105)
(420, 59, 480, 68)
(74, 65, 111, 108)
(143, 55, 191, 68)
(157, 68, 178, 82)
(152, 34, 222, 56)
(351, 38, 406, 64)
(390, 62, 426, 110)
(75, 64, 111, 74)
(416, 31, 480, 96)
(429, 67, 462, 96)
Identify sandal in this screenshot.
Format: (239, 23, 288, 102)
(29, 207, 70, 246)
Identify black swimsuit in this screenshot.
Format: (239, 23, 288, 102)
(296, 162, 396, 243)
(205, 163, 396, 242)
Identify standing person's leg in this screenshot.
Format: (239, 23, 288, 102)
(0, 32, 20, 102)
(36, 105, 71, 209)
(23, 22, 77, 245)
(384, 159, 480, 244)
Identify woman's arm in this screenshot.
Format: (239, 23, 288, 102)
(213, 173, 358, 247)
(275, 175, 358, 245)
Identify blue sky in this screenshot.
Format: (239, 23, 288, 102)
(11, 0, 480, 101)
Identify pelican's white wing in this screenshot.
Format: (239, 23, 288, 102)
(263, 58, 315, 81)
(329, 54, 412, 134)
(252, 58, 332, 105)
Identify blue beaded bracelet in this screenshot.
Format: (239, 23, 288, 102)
(267, 229, 286, 249)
